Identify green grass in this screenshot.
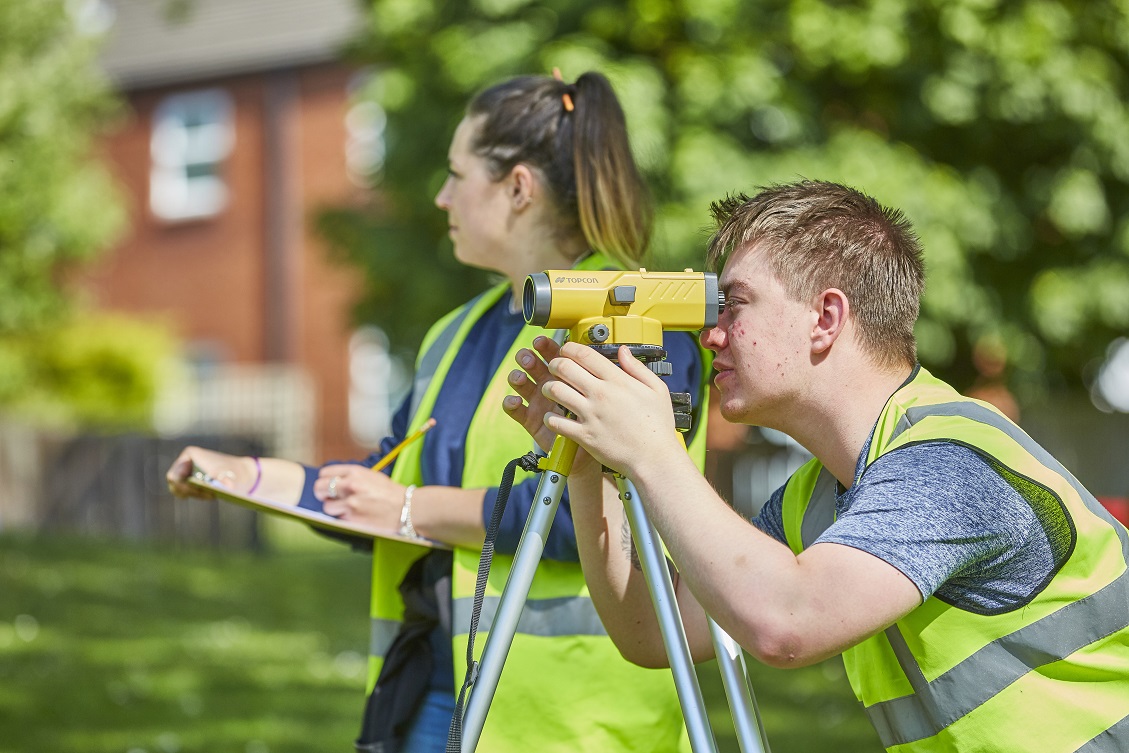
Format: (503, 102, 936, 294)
(0, 530, 880, 753)
(698, 657, 882, 752)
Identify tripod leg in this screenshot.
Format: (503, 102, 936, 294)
(708, 618, 771, 753)
(617, 477, 720, 753)
(459, 468, 567, 752)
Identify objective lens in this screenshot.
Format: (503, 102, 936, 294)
(523, 273, 552, 326)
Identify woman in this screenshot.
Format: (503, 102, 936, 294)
(167, 71, 709, 753)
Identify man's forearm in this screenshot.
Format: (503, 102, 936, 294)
(569, 463, 715, 667)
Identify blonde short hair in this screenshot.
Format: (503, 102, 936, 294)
(707, 180, 925, 370)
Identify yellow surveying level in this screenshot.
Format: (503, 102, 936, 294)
(522, 268, 723, 346)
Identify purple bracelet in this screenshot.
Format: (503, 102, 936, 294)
(246, 456, 262, 496)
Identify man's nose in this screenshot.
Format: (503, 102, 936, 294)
(699, 326, 725, 351)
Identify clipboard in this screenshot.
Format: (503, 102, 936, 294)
(187, 467, 451, 550)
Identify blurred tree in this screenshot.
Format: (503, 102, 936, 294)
(330, 0, 1129, 398)
(0, 0, 124, 335)
(0, 0, 171, 429)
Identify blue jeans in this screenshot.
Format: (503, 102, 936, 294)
(400, 688, 456, 753)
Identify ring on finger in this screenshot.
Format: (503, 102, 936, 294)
(328, 475, 340, 500)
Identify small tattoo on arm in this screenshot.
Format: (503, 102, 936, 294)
(620, 511, 678, 581)
(620, 516, 642, 572)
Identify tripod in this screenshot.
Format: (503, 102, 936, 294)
(450, 345, 770, 753)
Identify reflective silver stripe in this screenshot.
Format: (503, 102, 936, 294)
(451, 595, 607, 638)
(870, 567, 1129, 746)
(896, 402, 1129, 558)
(862, 400, 1129, 747)
(369, 616, 402, 659)
(1077, 711, 1129, 752)
(409, 292, 488, 422)
(800, 468, 838, 548)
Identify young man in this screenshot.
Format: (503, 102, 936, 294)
(504, 180, 1129, 752)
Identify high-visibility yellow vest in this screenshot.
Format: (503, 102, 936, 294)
(370, 252, 711, 752)
(781, 366, 1129, 752)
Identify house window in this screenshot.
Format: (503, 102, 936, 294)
(150, 89, 235, 221)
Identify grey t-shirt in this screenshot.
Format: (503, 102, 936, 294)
(753, 438, 1074, 613)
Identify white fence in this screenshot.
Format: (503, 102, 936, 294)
(0, 362, 315, 546)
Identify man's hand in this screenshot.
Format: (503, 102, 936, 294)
(540, 342, 684, 479)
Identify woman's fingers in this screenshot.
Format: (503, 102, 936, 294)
(316, 464, 354, 504)
(166, 447, 225, 499)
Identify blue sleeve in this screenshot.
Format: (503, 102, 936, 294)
(818, 442, 1061, 612)
(485, 476, 579, 562)
(294, 389, 415, 550)
(483, 332, 705, 562)
(751, 484, 788, 544)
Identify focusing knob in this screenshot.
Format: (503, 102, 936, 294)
(648, 361, 673, 377)
(588, 324, 610, 344)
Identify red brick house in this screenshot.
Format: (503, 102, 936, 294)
(84, 0, 386, 464)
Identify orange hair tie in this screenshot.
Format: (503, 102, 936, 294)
(552, 67, 575, 112)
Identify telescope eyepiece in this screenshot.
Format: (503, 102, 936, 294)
(703, 272, 722, 329)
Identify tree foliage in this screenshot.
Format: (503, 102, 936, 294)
(334, 0, 1129, 396)
(0, 314, 176, 429)
(0, 0, 170, 429)
(0, 0, 125, 334)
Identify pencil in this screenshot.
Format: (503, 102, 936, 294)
(371, 417, 437, 473)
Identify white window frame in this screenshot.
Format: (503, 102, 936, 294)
(149, 89, 235, 221)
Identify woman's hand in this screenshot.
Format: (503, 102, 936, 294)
(166, 446, 257, 498)
(315, 464, 406, 531)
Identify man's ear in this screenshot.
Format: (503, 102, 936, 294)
(812, 288, 849, 354)
(510, 164, 536, 210)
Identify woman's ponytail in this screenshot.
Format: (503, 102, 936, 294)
(467, 71, 652, 268)
(570, 72, 652, 268)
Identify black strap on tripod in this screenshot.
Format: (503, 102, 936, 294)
(445, 451, 541, 753)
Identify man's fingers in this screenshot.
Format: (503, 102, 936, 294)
(507, 369, 538, 400)
(541, 378, 588, 418)
(531, 335, 562, 362)
(502, 393, 529, 422)
(548, 352, 608, 396)
(559, 341, 622, 379)
(615, 344, 668, 390)
(543, 409, 578, 439)
(515, 346, 553, 384)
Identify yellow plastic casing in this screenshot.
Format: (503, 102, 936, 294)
(523, 268, 718, 347)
